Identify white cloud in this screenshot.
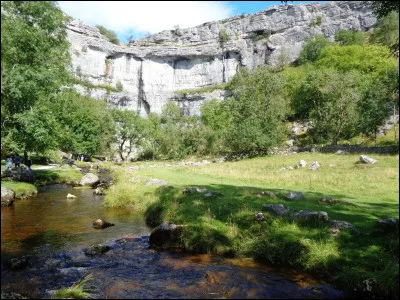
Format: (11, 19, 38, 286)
(58, 1, 233, 40)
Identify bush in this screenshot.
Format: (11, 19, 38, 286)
(334, 29, 364, 46)
(219, 29, 229, 45)
(299, 35, 331, 65)
(96, 25, 120, 45)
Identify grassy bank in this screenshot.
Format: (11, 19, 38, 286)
(1, 165, 83, 199)
(105, 152, 399, 297)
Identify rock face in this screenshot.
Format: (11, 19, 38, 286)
(149, 222, 185, 250)
(67, 1, 375, 116)
(79, 173, 100, 186)
(1, 187, 15, 207)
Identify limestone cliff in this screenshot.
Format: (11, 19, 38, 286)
(67, 1, 375, 116)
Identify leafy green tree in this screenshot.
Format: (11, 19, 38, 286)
(370, 11, 399, 54)
(224, 67, 288, 154)
(96, 25, 120, 45)
(112, 109, 147, 161)
(357, 78, 391, 143)
(334, 29, 364, 46)
(51, 90, 116, 156)
(1, 1, 72, 157)
(292, 68, 363, 144)
(368, 1, 400, 19)
(298, 35, 330, 65)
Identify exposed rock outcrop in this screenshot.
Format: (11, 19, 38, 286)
(67, 1, 375, 116)
(79, 173, 100, 186)
(149, 222, 185, 250)
(1, 186, 15, 207)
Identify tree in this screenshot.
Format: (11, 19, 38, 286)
(334, 29, 364, 46)
(224, 67, 288, 154)
(112, 109, 147, 161)
(298, 35, 331, 65)
(292, 68, 363, 144)
(370, 11, 399, 54)
(51, 90, 116, 156)
(1, 1, 72, 157)
(368, 1, 400, 19)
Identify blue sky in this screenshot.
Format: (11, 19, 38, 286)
(58, 1, 326, 43)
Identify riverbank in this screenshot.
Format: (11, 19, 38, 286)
(104, 152, 399, 298)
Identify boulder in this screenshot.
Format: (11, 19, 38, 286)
(255, 212, 264, 222)
(66, 193, 77, 199)
(1, 186, 15, 207)
(8, 256, 30, 269)
(262, 204, 289, 216)
(145, 178, 168, 186)
(83, 244, 110, 256)
(12, 166, 34, 183)
(309, 161, 320, 171)
(149, 222, 185, 250)
(290, 210, 329, 223)
(261, 191, 276, 198)
(285, 191, 304, 200)
(1, 169, 13, 179)
(298, 160, 307, 167)
(360, 155, 378, 164)
(285, 139, 294, 147)
(328, 220, 359, 234)
(93, 187, 104, 195)
(79, 173, 100, 186)
(93, 218, 114, 229)
(336, 150, 348, 155)
(374, 218, 399, 234)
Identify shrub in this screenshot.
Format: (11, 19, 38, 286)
(219, 29, 229, 45)
(96, 25, 120, 45)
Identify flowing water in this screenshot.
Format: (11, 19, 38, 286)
(1, 185, 343, 299)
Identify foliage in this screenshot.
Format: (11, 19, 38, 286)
(51, 90, 116, 155)
(1, 1, 72, 155)
(51, 274, 94, 299)
(219, 29, 229, 45)
(96, 25, 120, 45)
(334, 29, 364, 46)
(368, 1, 400, 19)
(298, 35, 331, 65)
(112, 109, 148, 160)
(370, 11, 399, 54)
(115, 81, 123, 92)
(357, 70, 398, 141)
(224, 66, 288, 154)
(291, 68, 362, 144)
(316, 44, 395, 75)
(310, 15, 322, 26)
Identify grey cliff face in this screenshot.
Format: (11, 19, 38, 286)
(67, 1, 375, 116)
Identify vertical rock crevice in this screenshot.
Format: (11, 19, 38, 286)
(137, 60, 151, 115)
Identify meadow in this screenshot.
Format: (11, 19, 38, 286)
(104, 151, 399, 297)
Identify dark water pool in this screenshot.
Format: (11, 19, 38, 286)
(1, 185, 343, 299)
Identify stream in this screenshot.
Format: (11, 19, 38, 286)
(1, 185, 343, 299)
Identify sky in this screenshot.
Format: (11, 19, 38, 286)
(58, 1, 326, 43)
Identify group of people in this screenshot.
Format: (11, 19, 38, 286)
(5, 153, 31, 170)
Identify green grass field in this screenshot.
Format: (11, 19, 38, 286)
(105, 152, 399, 297)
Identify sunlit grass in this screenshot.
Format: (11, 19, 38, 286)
(104, 152, 398, 297)
(51, 274, 94, 299)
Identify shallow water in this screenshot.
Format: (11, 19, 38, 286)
(1, 185, 343, 299)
